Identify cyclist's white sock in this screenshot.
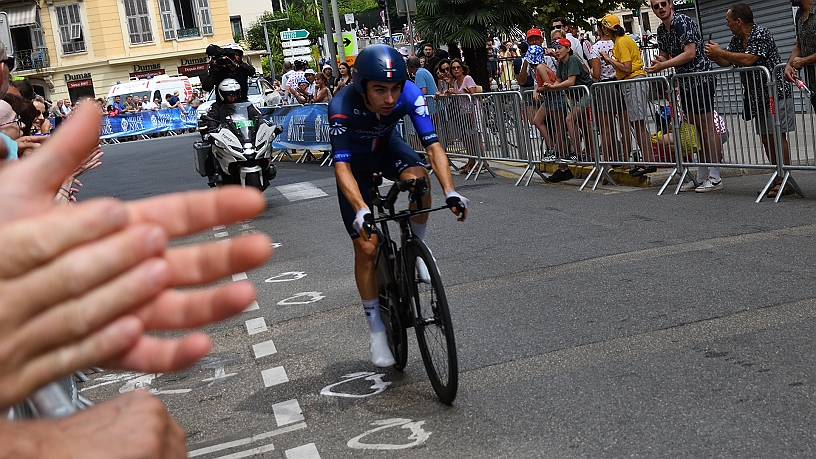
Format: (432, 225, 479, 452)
(363, 298, 386, 333)
(369, 331, 395, 367)
(696, 166, 709, 183)
(709, 167, 721, 181)
(410, 220, 426, 241)
(415, 257, 431, 283)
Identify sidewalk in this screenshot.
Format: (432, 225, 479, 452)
(468, 160, 774, 188)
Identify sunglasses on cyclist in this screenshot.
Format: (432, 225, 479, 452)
(652, 1, 669, 10)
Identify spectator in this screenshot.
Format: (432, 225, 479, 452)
(10, 79, 35, 100)
(784, 0, 816, 108)
(0, 100, 22, 160)
(322, 64, 336, 95)
(646, 0, 723, 192)
(304, 68, 317, 97)
(539, 38, 595, 182)
(32, 95, 51, 135)
(333, 62, 352, 96)
(422, 43, 441, 75)
(705, 3, 795, 197)
(565, 18, 601, 81)
(526, 45, 569, 160)
(281, 60, 295, 90)
(187, 91, 201, 110)
(312, 73, 331, 103)
(5, 93, 37, 137)
(292, 76, 312, 104)
(443, 58, 487, 174)
(487, 46, 498, 84)
(51, 99, 68, 130)
(141, 96, 159, 111)
(165, 94, 186, 113)
(598, 14, 655, 176)
(407, 55, 438, 115)
(591, 22, 625, 172)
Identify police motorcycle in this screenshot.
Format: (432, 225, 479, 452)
(194, 78, 281, 191)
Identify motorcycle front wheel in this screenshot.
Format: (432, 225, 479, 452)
(245, 172, 263, 190)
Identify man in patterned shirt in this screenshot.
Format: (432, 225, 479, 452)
(646, 0, 724, 192)
(705, 3, 795, 176)
(785, 0, 816, 108)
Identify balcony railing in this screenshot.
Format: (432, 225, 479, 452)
(12, 48, 51, 72)
(177, 28, 201, 39)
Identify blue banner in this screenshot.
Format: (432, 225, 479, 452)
(99, 108, 197, 139)
(262, 104, 330, 151)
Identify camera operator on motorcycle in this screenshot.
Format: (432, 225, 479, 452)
(202, 42, 255, 103)
(329, 44, 468, 367)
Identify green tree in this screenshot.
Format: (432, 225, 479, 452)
(245, 12, 324, 76)
(415, 0, 532, 88)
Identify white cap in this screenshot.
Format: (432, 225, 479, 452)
(399, 47, 409, 56)
(304, 68, 316, 75)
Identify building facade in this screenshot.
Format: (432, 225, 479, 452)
(2, 0, 233, 102)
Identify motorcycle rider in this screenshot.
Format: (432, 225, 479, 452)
(201, 78, 266, 186)
(202, 43, 256, 103)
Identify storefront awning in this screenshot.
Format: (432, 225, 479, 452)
(5, 4, 39, 28)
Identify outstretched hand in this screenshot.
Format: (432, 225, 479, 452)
(0, 102, 273, 409)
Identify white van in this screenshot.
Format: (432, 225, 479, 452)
(106, 75, 193, 108)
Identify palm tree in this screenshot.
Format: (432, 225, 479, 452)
(415, 0, 532, 88)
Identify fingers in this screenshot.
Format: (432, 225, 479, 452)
(136, 281, 256, 330)
(163, 233, 271, 287)
(0, 103, 102, 219)
(1, 316, 143, 408)
(4, 224, 167, 320)
(125, 186, 266, 238)
(106, 332, 213, 374)
(0, 199, 128, 276)
(11, 257, 170, 364)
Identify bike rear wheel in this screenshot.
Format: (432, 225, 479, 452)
(376, 239, 408, 370)
(407, 239, 458, 404)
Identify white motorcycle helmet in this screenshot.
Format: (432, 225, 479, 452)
(222, 42, 244, 57)
(218, 78, 241, 101)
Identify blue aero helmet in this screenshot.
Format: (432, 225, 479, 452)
(352, 44, 407, 94)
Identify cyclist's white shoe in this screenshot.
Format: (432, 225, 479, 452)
(415, 257, 431, 283)
(369, 332, 396, 367)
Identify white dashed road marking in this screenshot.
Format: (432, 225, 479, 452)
(276, 182, 328, 202)
(245, 317, 267, 335)
(272, 399, 305, 426)
(232, 272, 248, 281)
(187, 423, 307, 457)
(242, 300, 260, 312)
(262, 366, 289, 388)
(252, 339, 277, 358)
(211, 443, 276, 458)
(285, 443, 321, 459)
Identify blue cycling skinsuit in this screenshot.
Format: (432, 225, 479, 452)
(329, 80, 439, 238)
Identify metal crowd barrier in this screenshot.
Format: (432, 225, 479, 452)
(772, 63, 816, 202)
(580, 75, 674, 190)
(661, 66, 785, 198)
(401, 64, 812, 201)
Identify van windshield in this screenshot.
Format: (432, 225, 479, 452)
(106, 91, 151, 108)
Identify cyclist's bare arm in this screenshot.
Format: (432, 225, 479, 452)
(424, 143, 467, 221)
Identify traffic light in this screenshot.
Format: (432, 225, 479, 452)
(378, 0, 387, 9)
(632, 9, 640, 17)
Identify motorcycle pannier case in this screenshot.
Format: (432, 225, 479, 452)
(193, 141, 212, 177)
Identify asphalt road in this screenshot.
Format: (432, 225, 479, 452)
(78, 133, 816, 458)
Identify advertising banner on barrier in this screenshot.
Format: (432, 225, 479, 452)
(263, 103, 331, 151)
(100, 108, 197, 139)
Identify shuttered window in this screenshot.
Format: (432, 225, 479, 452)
(54, 4, 85, 54)
(197, 0, 213, 36)
(158, 0, 176, 40)
(124, 0, 153, 44)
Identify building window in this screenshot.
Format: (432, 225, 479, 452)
(54, 4, 85, 54)
(230, 16, 242, 40)
(157, 0, 213, 41)
(124, 0, 153, 44)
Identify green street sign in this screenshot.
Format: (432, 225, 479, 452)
(280, 29, 310, 41)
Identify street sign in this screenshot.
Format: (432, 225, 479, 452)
(280, 29, 309, 40)
(396, 0, 417, 17)
(283, 47, 313, 57)
(333, 31, 359, 58)
(344, 13, 355, 25)
(282, 39, 311, 48)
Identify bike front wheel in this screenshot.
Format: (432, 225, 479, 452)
(407, 239, 458, 404)
(376, 239, 408, 370)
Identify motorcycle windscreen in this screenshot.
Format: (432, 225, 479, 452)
(219, 102, 256, 143)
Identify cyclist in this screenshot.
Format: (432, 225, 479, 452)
(329, 44, 468, 367)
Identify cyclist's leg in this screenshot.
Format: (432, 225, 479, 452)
(336, 165, 395, 367)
